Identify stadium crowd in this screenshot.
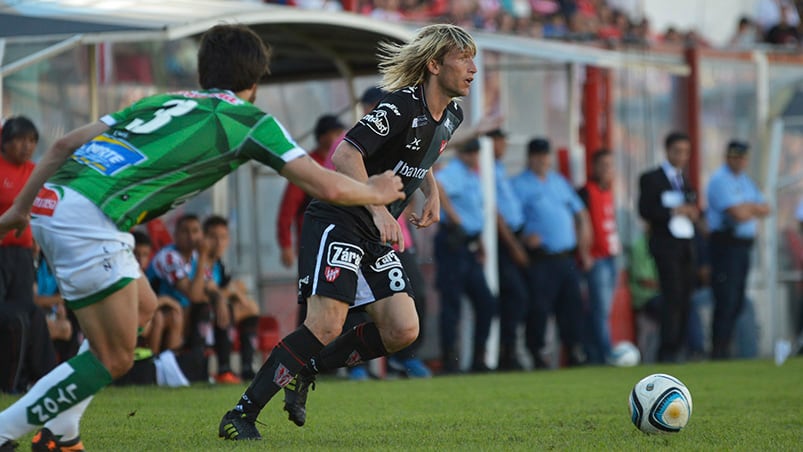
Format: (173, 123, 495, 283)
(264, 0, 803, 49)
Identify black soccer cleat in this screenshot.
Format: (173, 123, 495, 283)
(0, 440, 17, 452)
(31, 428, 84, 452)
(283, 371, 316, 427)
(218, 410, 262, 440)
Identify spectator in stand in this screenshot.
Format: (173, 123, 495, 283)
(706, 140, 769, 359)
(511, 137, 591, 369)
(0, 116, 58, 393)
(435, 138, 498, 373)
(638, 131, 699, 363)
(134, 231, 184, 357)
(729, 16, 761, 49)
(755, 0, 800, 33)
(277, 114, 346, 270)
(543, 13, 569, 38)
(0, 116, 38, 318)
(147, 214, 218, 382)
(578, 149, 620, 365)
(34, 249, 79, 364)
(488, 128, 529, 371)
(765, 4, 801, 45)
(597, 5, 625, 43)
(662, 26, 684, 46)
(293, 0, 343, 11)
(201, 215, 261, 380)
(371, 0, 404, 21)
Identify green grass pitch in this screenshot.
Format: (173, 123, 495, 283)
(2, 358, 801, 451)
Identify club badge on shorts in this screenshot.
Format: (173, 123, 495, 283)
(324, 266, 340, 282)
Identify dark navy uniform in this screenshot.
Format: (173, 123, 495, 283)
(298, 86, 463, 308)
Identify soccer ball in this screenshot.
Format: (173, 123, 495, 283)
(610, 341, 640, 367)
(628, 373, 692, 434)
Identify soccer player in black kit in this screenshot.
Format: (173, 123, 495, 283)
(220, 24, 478, 440)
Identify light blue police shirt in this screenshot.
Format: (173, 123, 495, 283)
(511, 169, 585, 253)
(706, 164, 765, 238)
(495, 160, 524, 231)
(436, 157, 485, 236)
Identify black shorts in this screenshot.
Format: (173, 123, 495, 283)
(297, 215, 413, 308)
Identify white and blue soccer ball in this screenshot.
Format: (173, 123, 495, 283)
(611, 341, 641, 367)
(628, 373, 693, 434)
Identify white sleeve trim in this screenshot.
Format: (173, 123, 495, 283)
(100, 114, 117, 126)
(282, 147, 308, 163)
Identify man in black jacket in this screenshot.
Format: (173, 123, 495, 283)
(638, 131, 699, 363)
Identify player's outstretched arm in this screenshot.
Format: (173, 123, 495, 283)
(0, 121, 108, 238)
(280, 154, 404, 207)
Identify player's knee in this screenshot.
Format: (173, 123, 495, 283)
(306, 322, 342, 345)
(383, 322, 419, 353)
(103, 352, 135, 379)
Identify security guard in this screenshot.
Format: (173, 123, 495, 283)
(434, 138, 497, 373)
(511, 137, 591, 368)
(488, 128, 529, 370)
(706, 140, 769, 359)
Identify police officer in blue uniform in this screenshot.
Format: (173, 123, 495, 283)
(435, 138, 497, 373)
(511, 137, 591, 368)
(488, 129, 529, 370)
(706, 140, 769, 359)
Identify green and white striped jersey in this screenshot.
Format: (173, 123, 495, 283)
(48, 89, 306, 231)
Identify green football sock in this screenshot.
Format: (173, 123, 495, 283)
(0, 351, 112, 441)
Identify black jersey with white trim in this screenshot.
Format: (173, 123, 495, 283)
(307, 85, 464, 239)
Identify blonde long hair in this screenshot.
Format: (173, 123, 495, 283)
(378, 24, 477, 92)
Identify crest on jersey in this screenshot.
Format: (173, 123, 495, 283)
(72, 134, 147, 176)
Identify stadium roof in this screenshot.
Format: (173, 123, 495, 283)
(0, 0, 413, 82)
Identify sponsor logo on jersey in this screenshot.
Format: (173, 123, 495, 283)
(393, 160, 428, 179)
(439, 140, 448, 154)
(326, 242, 363, 272)
(378, 102, 401, 116)
(31, 186, 62, 217)
(371, 251, 403, 272)
(273, 363, 294, 387)
(360, 110, 390, 136)
(324, 266, 341, 282)
(406, 137, 422, 152)
(411, 115, 428, 128)
(72, 135, 147, 176)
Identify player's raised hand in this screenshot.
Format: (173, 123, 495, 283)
(371, 207, 405, 252)
(0, 204, 31, 239)
(366, 170, 405, 204)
